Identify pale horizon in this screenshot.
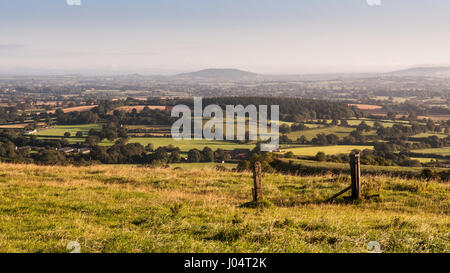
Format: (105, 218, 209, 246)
(2, 0, 450, 75)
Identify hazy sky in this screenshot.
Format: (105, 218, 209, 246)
(1, 0, 450, 75)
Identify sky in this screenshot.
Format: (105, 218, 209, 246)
(1, 0, 450, 75)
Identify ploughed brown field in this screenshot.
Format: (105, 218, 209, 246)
(348, 104, 383, 110)
(417, 115, 450, 121)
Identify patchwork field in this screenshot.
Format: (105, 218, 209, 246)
(113, 137, 256, 152)
(27, 123, 450, 162)
(0, 163, 448, 253)
(33, 124, 256, 151)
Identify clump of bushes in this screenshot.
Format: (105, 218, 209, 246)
(237, 152, 276, 173)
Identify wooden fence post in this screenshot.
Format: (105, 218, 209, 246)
(252, 161, 263, 202)
(350, 152, 361, 200)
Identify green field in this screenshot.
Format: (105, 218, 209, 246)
(34, 124, 256, 151)
(345, 119, 400, 128)
(282, 145, 373, 156)
(411, 133, 449, 139)
(286, 126, 355, 140)
(410, 157, 434, 163)
(0, 163, 448, 253)
(411, 147, 450, 157)
(100, 137, 256, 152)
(280, 121, 323, 129)
(31, 124, 449, 160)
(35, 124, 101, 137)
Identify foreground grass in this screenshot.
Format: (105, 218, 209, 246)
(0, 163, 448, 253)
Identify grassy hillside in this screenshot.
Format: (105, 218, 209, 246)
(0, 163, 448, 253)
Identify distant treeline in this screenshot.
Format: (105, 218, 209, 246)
(158, 97, 362, 122)
(54, 97, 359, 126)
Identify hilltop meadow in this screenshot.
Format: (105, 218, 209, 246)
(0, 163, 448, 253)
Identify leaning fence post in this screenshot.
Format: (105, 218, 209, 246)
(350, 152, 361, 200)
(252, 161, 263, 202)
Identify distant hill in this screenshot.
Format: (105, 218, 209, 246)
(386, 66, 450, 78)
(175, 68, 261, 81)
(175, 67, 450, 82)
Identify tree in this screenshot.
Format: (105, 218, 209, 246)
(373, 121, 383, 129)
(291, 123, 308, 131)
(357, 121, 371, 132)
(64, 132, 71, 138)
(187, 149, 201, 163)
(102, 127, 118, 141)
(201, 147, 214, 162)
(237, 160, 251, 171)
(285, 151, 295, 158)
(426, 119, 435, 131)
(280, 135, 291, 143)
(387, 112, 396, 120)
(297, 135, 307, 144)
(279, 124, 291, 134)
(85, 135, 101, 147)
(326, 134, 339, 145)
(340, 119, 349, 127)
(152, 147, 169, 163)
(215, 149, 231, 162)
(34, 150, 67, 165)
(312, 134, 328, 146)
(169, 151, 181, 163)
(315, 152, 326, 162)
(145, 143, 154, 152)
